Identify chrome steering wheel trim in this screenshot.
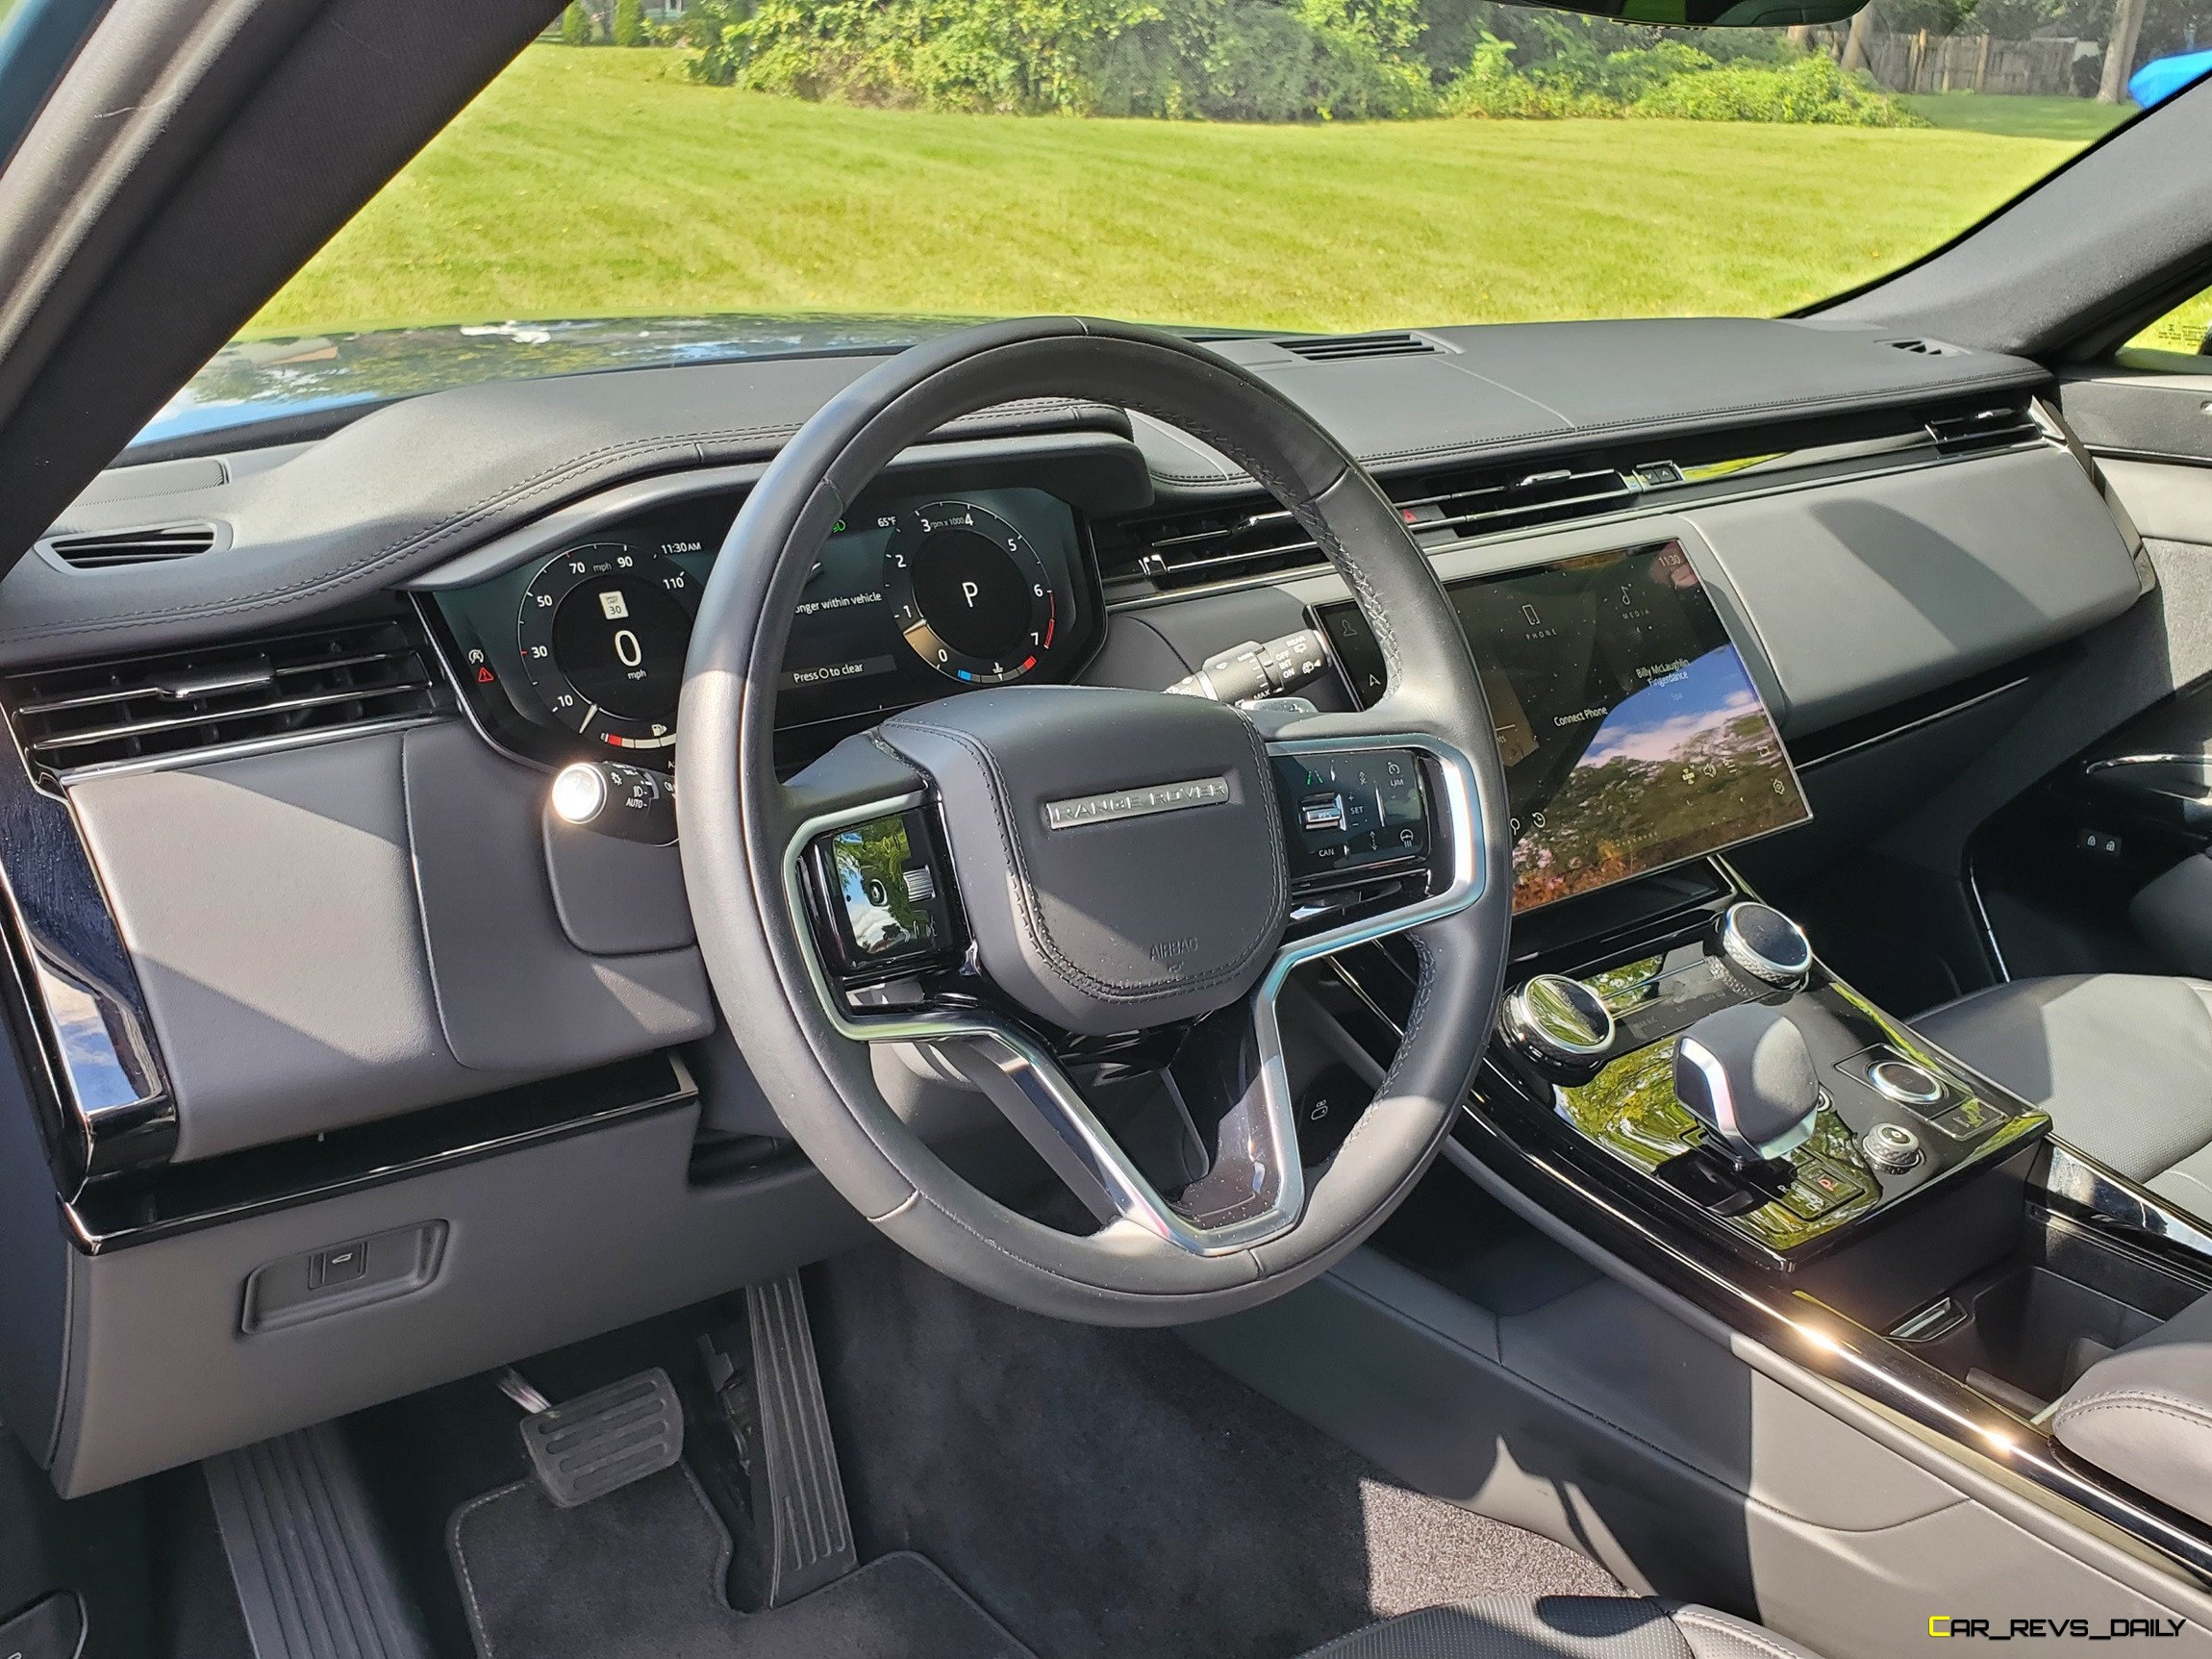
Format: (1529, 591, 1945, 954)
(779, 729, 1487, 1258)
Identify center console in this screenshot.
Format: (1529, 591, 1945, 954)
(1295, 535, 2212, 1582)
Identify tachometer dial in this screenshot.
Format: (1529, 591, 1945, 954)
(518, 541, 697, 751)
(886, 501, 1055, 685)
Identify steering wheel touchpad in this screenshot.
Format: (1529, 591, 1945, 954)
(878, 687, 1288, 1037)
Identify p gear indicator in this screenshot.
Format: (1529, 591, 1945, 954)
(885, 500, 1056, 687)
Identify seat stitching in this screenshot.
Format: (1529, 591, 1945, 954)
(1674, 1609, 1807, 1659)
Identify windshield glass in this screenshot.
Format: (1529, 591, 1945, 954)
(162, 1, 2191, 447)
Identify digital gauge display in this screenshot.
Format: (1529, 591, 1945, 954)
(475, 489, 1094, 770)
(517, 542, 698, 751)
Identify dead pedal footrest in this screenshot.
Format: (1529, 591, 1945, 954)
(518, 1367, 685, 1508)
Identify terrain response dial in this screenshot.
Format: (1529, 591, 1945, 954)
(886, 501, 1056, 685)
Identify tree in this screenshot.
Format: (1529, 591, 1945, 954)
(1838, 2, 1873, 69)
(615, 0, 646, 42)
(560, 1, 593, 43)
(2098, 0, 2148, 99)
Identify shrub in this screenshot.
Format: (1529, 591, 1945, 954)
(614, 0, 646, 44)
(560, 1, 594, 44)
(1631, 54, 1925, 125)
(684, 0, 1436, 116)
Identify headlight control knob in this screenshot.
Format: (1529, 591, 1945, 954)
(1502, 973, 1617, 1075)
(548, 761, 676, 844)
(1716, 901, 1814, 992)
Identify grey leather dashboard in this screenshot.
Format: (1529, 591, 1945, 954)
(4, 317, 2049, 669)
(69, 722, 712, 1161)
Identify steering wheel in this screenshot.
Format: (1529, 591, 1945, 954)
(676, 317, 1513, 1325)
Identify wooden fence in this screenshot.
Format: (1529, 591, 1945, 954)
(1849, 31, 2091, 96)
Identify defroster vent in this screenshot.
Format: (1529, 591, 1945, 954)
(9, 616, 449, 776)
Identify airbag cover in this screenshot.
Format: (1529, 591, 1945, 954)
(879, 687, 1286, 1035)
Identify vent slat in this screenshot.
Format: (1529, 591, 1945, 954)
(8, 617, 449, 776)
(1109, 461, 1656, 593)
(1277, 333, 1439, 363)
(45, 522, 218, 569)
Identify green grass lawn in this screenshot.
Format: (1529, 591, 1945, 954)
(250, 46, 2100, 338)
(1897, 91, 2135, 141)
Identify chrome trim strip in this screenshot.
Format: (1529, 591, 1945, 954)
(1964, 857, 2014, 985)
(1796, 673, 2034, 772)
(38, 713, 449, 784)
(2035, 1139, 2212, 1265)
(1107, 439, 2049, 616)
(0, 712, 174, 1183)
(781, 730, 1486, 1257)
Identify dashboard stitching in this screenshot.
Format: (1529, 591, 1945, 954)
(0, 398, 1112, 644)
(881, 711, 1283, 1003)
(1138, 366, 2049, 484)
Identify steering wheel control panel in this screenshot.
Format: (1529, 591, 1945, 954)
(424, 485, 1103, 773)
(1485, 902, 2048, 1265)
(1270, 747, 1431, 892)
(802, 806, 964, 984)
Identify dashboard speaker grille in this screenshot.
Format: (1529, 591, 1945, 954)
(8, 615, 450, 776)
(44, 522, 219, 568)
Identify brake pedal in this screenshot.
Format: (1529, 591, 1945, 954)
(700, 1272, 858, 1606)
(512, 1367, 684, 1509)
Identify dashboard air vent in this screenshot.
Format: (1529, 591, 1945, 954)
(1925, 404, 2044, 456)
(44, 522, 219, 569)
(1277, 333, 1438, 363)
(1104, 459, 1676, 594)
(9, 616, 447, 775)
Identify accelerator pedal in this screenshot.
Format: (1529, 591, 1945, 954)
(700, 1272, 859, 1607)
(514, 1367, 685, 1509)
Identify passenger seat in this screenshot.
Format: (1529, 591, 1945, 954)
(1917, 974, 2212, 1218)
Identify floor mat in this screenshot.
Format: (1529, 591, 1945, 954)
(449, 1467, 1034, 1659)
(812, 1244, 1622, 1659)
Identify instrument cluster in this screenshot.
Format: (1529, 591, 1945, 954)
(425, 486, 1103, 772)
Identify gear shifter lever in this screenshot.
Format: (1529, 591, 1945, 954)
(1673, 1002, 1822, 1164)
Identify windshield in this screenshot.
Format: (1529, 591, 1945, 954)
(158, 1, 2191, 448)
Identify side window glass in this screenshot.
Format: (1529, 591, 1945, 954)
(2131, 288, 2212, 359)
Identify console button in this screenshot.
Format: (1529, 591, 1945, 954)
(1867, 1058, 1944, 1107)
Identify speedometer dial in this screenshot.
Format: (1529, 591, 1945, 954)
(518, 541, 697, 751)
(886, 501, 1056, 685)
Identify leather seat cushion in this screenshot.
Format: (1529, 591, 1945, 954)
(1295, 1597, 1823, 1659)
(1916, 974, 2212, 1216)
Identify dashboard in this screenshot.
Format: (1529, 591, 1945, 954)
(424, 486, 1103, 772)
(0, 315, 2159, 1499)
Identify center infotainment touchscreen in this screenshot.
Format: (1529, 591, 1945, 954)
(1315, 540, 1810, 912)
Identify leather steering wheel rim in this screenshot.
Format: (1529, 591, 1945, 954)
(676, 316, 1514, 1325)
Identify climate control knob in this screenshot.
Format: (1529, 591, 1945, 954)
(1716, 901, 1814, 992)
(1502, 974, 1617, 1075)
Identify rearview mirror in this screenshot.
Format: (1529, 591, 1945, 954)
(1519, 0, 1867, 24)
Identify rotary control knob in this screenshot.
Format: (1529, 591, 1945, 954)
(1863, 1122, 1924, 1173)
(1502, 974, 1616, 1075)
(1716, 901, 1814, 992)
